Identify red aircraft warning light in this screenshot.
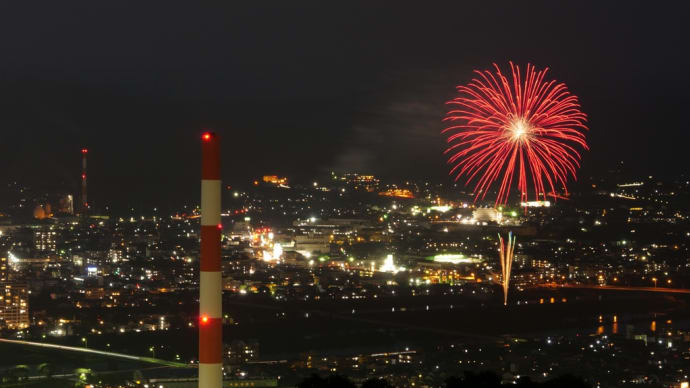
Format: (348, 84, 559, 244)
(202, 133, 212, 141)
(81, 148, 88, 154)
(201, 315, 209, 324)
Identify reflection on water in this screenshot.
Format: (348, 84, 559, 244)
(587, 316, 688, 337)
(536, 295, 568, 305)
(523, 292, 689, 339)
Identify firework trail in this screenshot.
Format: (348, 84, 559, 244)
(498, 232, 516, 306)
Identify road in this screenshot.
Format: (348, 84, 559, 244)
(0, 338, 191, 368)
(538, 283, 690, 294)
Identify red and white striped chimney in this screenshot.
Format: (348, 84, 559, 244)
(200, 131, 222, 388)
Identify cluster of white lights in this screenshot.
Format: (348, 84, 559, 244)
(379, 254, 405, 274)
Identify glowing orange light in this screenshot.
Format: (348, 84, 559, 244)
(202, 133, 212, 141)
(201, 315, 209, 324)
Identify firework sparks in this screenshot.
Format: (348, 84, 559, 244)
(498, 232, 516, 306)
(443, 62, 588, 206)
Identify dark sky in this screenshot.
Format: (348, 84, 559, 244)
(0, 1, 688, 211)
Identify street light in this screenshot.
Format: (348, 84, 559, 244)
(81, 337, 87, 348)
(652, 277, 657, 288)
(149, 346, 155, 359)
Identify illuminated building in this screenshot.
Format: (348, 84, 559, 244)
(262, 175, 288, 186)
(428, 253, 482, 265)
(332, 172, 378, 183)
(332, 173, 381, 191)
(378, 189, 414, 199)
(531, 259, 551, 269)
(226, 339, 260, 365)
(0, 256, 7, 282)
(352, 174, 376, 183)
(108, 248, 124, 263)
(5, 252, 51, 271)
(379, 254, 404, 274)
(472, 207, 502, 223)
(0, 283, 29, 329)
(293, 234, 331, 255)
(0, 253, 29, 329)
(34, 229, 58, 252)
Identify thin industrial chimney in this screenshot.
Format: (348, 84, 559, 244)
(81, 148, 88, 215)
(199, 131, 222, 388)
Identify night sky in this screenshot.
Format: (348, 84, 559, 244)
(0, 1, 688, 211)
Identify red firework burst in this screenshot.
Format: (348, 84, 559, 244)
(443, 62, 588, 206)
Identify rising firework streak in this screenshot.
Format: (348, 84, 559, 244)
(443, 62, 588, 206)
(498, 232, 516, 306)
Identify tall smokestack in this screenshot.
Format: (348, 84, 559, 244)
(81, 148, 88, 215)
(200, 131, 222, 388)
